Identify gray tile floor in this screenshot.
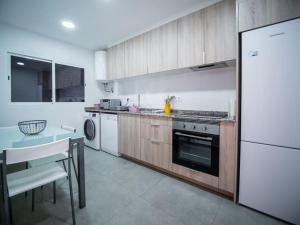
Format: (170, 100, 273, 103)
(10, 147, 287, 225)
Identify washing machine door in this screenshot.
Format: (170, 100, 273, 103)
(84, 119, 96, 141)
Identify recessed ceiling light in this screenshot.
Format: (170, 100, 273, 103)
(17, 62, 24, 66)
(62, 20, 75, 29)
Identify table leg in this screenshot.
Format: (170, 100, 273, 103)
(75, 138, 86, 208)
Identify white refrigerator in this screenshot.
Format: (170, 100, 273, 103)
(239, 18, 300, 225)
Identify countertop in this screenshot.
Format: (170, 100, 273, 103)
(85, 107, 235, 123)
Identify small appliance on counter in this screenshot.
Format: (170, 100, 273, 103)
(100, 99, 121, 110)
(99, 99, 129, 111)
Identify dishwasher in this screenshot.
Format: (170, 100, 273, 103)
(100, 113, 119, 156)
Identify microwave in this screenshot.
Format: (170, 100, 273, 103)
(100, 99, 121, 110)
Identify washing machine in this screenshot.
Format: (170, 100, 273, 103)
(83, 112, 100, 150)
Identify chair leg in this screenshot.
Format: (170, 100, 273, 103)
(8, 197, 13, 225)
(68, 166, 76, 225)
(71, 157, 78, 184)
(31, 189, 35, 212)
(53, 181, 56, 204)
(68, 175, 76, 225)
(25, 162, 28, 197)
(62, 160, 67, 173)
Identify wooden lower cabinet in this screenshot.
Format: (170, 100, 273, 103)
(119, 114, 236, 197)
(141, 138, 152, 164)
(140, 116, 172, 170)
(141, 139, 171, 170)
(171, 163, 219, 189)
(118, 114, 141, 159)
(219, 122, 236, 194)
(152, 142, 171, 170)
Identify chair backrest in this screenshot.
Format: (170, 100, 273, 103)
(61, 124, 76, 133)
(4, 138, 70, 165)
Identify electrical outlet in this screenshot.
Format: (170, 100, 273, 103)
(176, 96, 182, 102)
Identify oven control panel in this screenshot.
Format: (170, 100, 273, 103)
(172, 121, 220, 135)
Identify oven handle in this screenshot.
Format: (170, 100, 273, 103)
(174, 132, 213, 141)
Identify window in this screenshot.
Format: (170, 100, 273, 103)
(55, 64, 85, 102)
(11, 56, 52, 102)
(10, 55, 85, 103)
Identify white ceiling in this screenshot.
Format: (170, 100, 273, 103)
(0, 0, 220, 50)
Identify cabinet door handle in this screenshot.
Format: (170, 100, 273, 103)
(151, 139, 160, 144)
(150, 123, 160, 126)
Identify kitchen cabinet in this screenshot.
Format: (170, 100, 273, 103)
(107, 0, 237, 79)
(204, 0, 236, 64)
(118, 113, 237, 196)
(238, 0, 300, 32)
(118, 114, 141, 159)
(140, 116, 172, 170)
(177, 9, 205, 68)
(140, 138, 152, 164)
(124, 33, 148, 77)
(107, 43, 125, 80)
(219, 122, 236, 194)
(147, 21, 178, 73)
(152, 142, 171, 170)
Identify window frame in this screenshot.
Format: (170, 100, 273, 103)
(8, 52, 86, 104)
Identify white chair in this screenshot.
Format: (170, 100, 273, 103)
(1, 138, 76, 225)
(27, 125, 78, 183)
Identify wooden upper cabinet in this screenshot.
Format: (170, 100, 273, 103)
(107, 43, 125, 80)
(124, 33, 148, 77)
(204, 0, 236, 64)
(118, 114, 141, 159)
(147, 21, 178, 73)
(219, 122, 236, 194)
(177, 9, 205, 68)
(108, 0, 238, 79)
(239, 0, 300, 32)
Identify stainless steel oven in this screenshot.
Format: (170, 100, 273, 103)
(172, 120, 220, 176)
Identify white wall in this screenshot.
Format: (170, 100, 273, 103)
(106, 67, 236, 112)
(0, 23, 102, 130)
(0, 23, 236, 131)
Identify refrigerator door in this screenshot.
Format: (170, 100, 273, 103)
(241, 18, 300, 149)
(239, 141, 300, 224)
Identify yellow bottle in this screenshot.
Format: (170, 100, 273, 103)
(164, 102, 171, 114)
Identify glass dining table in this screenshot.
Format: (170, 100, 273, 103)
(0, 126, 86, 225)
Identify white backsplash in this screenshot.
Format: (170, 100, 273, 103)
(104, 66, 236, 112)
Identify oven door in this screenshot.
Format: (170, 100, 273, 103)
(173, 130, 219, 176)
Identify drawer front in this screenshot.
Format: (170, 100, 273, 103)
(140, 123, 171, 144)
(151, 125, 172, 144)
(141, 115, 172, 126)
(171, 163, 219, 188)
